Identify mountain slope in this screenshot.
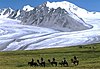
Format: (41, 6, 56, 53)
(0, 1, 100, 51)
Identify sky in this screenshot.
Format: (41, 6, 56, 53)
(0, 0, 100, 12)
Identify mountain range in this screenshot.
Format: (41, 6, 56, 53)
(0, 1, 92, 32)
(0, 1, 100, 51)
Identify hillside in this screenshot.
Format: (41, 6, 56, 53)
(0, 43, 100, 69)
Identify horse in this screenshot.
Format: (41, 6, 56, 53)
(71, 56, 79, 65)
(59, 58, 68, 67)
(37, 58, 45, 67)
(28, 58, 38, 66)
(48, 58, 57, 66)
(28, 61, 38, 66)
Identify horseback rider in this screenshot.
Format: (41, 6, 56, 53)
(73, 56, 78, 62)
(52, 58, 55, 62)
(31, 58, 34, 63)
(71, 56, 79, 65)
(63, 58, 67, 63)
(63, 58, 68, 66)
(41, 57, 45, 63)
(40, 57, 45, 67)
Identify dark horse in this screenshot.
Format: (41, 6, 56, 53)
(71, 56, 79, 65)
(59, 58, 68, 67)
(37, 58, 45, 67)
(28, 58, 38, 66)
(48, 58, 57, 66)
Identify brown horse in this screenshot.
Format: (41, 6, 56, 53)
(28, 61, 38, 66)
(28, 58, 38, 66)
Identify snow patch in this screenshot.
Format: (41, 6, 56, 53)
(22, 5, 34, 11)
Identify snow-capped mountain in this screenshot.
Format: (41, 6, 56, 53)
(0, 1, 100, 51)
(0, 1, 92, 32)
(0, 8, 13, 17)
(0, 8, 20, 19)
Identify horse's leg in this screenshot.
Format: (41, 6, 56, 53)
(56, 62, 57, 66)
(51, 62, 54, 66)
(30, 62, 32, 66)
(77, 60, 79, 65)
(73, 61, 76, 65)
(28, 62, 33, 66)
(42, 62, 45, 67)
(65, 62, 68, 66)
(28, 62, 31, 66)
(75, 61, 78, 66)
(44, 63, 45, 67)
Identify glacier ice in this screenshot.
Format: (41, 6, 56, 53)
(0, 16, 100, 51)
(0, 1, 100, 51)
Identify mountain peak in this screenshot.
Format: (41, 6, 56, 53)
(46, 1, 70, 10)
(22, 5, 34, 11)
(46, 1, 89, 18)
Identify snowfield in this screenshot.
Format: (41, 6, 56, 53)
(0, 16, 100, 51)
(0, 1, 100, 51)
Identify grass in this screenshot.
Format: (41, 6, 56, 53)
(0, 43, 100, 69)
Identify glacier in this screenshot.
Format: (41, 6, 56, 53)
(0, 1, 100, 51)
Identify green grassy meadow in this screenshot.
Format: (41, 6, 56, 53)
(0, 43, 100, 69)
